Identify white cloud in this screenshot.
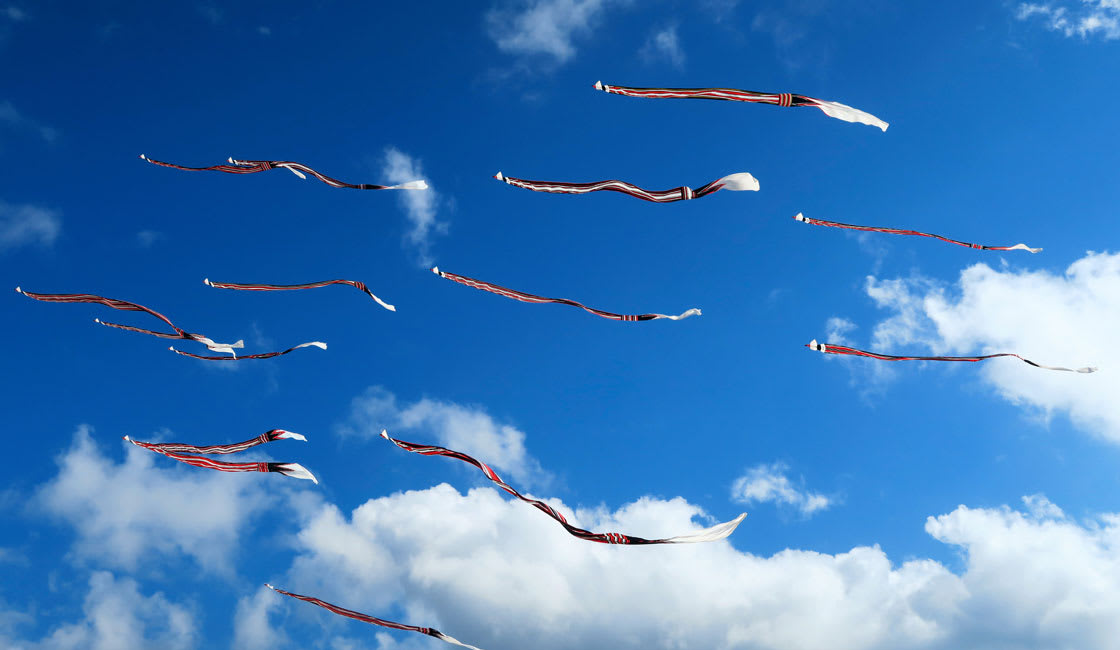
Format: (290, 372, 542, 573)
(381, 147, 445, 267)
(276, 484, 1120, 650)
(640, 25, 685, 69)
(135, 229, 164, 248)
(232, 586, 289, 650)
(861, 252, 1120, 441)
(825, 316, 857, 345)
(0, 101, 58, 143)
(731, 462, 832, 517)
(2, 571, 197, 650)
(485, 0, 628, 64)
(2, 6, 27, 22)
(338, 387, 547, 488)
(35, 426, 276, 574)
(0, 201, 59, 251)
(1016, 1, 1120, 40)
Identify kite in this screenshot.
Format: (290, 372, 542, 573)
(793, 213, 1042, 253)
(169, 341, 326, 361)
(593, 81, 889, 131)
(203, 278, 396, 312)
(493, 170, 759, 203)
(431, 267, 700, 322)
(15, 286, 243, 356)
(381, 430, 747, 545)
(139, 154, 428, 191)
(124, 430, 317, 482)
(265, 584, 485, 650)
(806, 339, 1097, 373)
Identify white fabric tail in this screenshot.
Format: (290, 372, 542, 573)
(494, 171, 504, 181)
(656, 308, 702, 321)
(431, 631, 487, 650)
(386, 180, 428, 190)
(274, 430, 307, 442)
(808, 339, 825, 352)
(274, 463, 318, 484)
(714, 172, 760, 192)
(1009, 244, 1043, 253)
(664, 512, 747, 544)
(298, 341, 328, 351)
(278, 165, 307, 179)
(814, 100, 889, 132)
(793, 212, 807, 222)
(370, 294, 396, 312)
(594, 80, 603, 91)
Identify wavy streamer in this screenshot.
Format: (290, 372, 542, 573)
(806, 339, 1096, 373)
(793, 213, 1041, 253)
(124, 433, 317, 483)
(139, 154, 428, 191)
(493, 170, 758, 203)
(170, 341, 326, 361)
(204, 278, 395, 312)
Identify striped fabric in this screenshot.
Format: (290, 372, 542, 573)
(493, 170, 758, 203)
(170, 341, 326, 361)
(381, 430, 747, 545)
(266, 584, 485, 650)
(204, 278, 395, 312)
(431, 267, 700, 322)
(806, 339, 1096, 373)
(139, 154, 428, 190)
(593, 80, 889, 131)
(124, 432, 317, 482)
(793, 213, 1042, 253)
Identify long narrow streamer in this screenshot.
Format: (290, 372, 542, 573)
(493, 170, 758, 203)
(793, 213, 1041, 253)
(806, 339, 1096, 373)
(593, 81, 888, 131)
(139, 154, 427, 190)
(124, 434, 317, 482)
(204, 278, 395, 312)
(124, 429, 306, 454)
(170, 341, 327, 361)
(381, 430, 746, 545)
(430, 267, 700, 322)
(265, 584, 484, 650)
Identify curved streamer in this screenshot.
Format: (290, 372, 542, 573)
(139, 154, 428, 191)
(170, 341, 326, 361)
(431, 267, 700, 322)
(124, 429, 305, 455)
(124, 434, 317, 483)
(806, 339, 1096, 373)
(793, 213, 1041, 253)
(265, 584, 485, 650)
(381, 430, 746, 545)
(493, 170, 758, 203)
(204, 278, 395, 312)
(593, 80, 888, 131)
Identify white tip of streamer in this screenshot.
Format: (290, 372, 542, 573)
(275, 430, 307, 442)
(276, 463, 318, 484)
(139, 154, 147, 160)
(1010, 244, 1043, 253)
(123, 435, 130, 441)
(284, 166, 307, 179)
(227, 157, 235, 164)
(388, 180, 428, 190)
(815, 100, 889, 132)
(14, 286, 21, 293)
(431, 266, 440, 275)
(664, 308, 701, 320)
(379, 429, 390, 440)
(665, 512, 747, 544)
(793, 212, 806, 222)
(94, 318, 100, 323)
(594, 80, 603, 91)
(305, 341, 327, 350)
(494, 171, 504, 181)
(716, 172, 760, 192)
(169, 346, 176, 352)
(265, 583, 275, 591)
(1079, 367, 1099, 374)
(203, 278, 211, 286)
(808, 339, 826, 352)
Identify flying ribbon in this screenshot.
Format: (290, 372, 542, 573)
(124, 431, 317, 482)
(793, 213, 1041, 253)
(493, 170, 758, 203)
(139, 155, 428, 190)
(806, 339, 1096, 373)
(204, 278, 395, 312)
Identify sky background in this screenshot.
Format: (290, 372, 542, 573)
(3, 1, 1120, 649)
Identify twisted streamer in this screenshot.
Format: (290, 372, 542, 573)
(204, 278, 395, 312)
(381, 430, 747, 545)
(593, 80, 888, 131)
(170, 341, 326, 361)
(124, 433, 317, 483)
(493, 170, 758, 203)
(793, 213, 1041, 253)
(806, 339, 1096, 373)
(431, 267, 700, 322)
(139, 154, 428, 191)
(265, 584, 484, 650)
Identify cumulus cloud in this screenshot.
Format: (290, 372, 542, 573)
(35, 426, 276, 574)
(862, 252, 1120, 441)
(338, 387, 547, 488)
(1017, 2, 1120, 40)
(0, 201, 59, 251)
(731, 462, 832, 517)
(232, 586, 289, 650)
(640, 25, 685, 68)
(0, 101, 58, 143)
(274, 484, 1120, 650)
(381, 147, 445, 267)
(485, 0, 628, 64)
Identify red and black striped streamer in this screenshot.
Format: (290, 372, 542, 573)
(593, 81, 888, 131)
(806, 339, 1096, 373)
(493, 170, 758, 203)
(430, 267, 701, 322)
(381, 430, 746, 545)
(793, 213, 1041, 253)
(170, 341, 326, 361)
(204, 278, 395, 312)
(265, 584, 485, 650)
(124, 434, 317, 482)
(140, 155, 427, 191)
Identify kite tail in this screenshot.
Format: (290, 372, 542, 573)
(170, 341, 326, 361)
(806, 339, 1097, 373)
(494, 170, 757, 203)
(203, 277, 396, 312)
(793, 213, 1041, 253)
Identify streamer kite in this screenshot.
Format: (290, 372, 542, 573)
(265, 584, 485, 650)
(431, 267, 700, 322)
(203, 278, 395, 312)
(139, 154, 428, 191)
(793, 213, 1041, 253)
(170, 341, 326, 361)
(593, 81, 889, 131)
(493, 170, 758, 203)
(806, 339, 1096, 373)
(15, 286, 243, 356)
(381, 430, 746, 545)
(124, 430, 317, 483)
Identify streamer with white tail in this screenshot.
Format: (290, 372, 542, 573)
(139, 154, 428, 190)
(171, 341, 326, 361)
(204, 278, 396, 312)
(124, 430, 318, 483)
(806, 339, 1096, 373)
(493, 170, 758, 203)
(792, 213, 1042, 253)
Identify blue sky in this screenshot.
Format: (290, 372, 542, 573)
(3, 1, 1120, 648)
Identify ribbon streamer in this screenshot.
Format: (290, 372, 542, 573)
(170, 341, 326, 361)
(139, 154, 428, 191)
(806, 339, 1096, 373)
(204, 278, 395, 312)
(124, 433, 317, 483)
(431, 267, 700, 322)
(493, 170, 758, 203)
(381, 430, 746, 545)
(265, 584, 484, 650)
(593, 81, 888, 131)
(793, 213, 1041, 253)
